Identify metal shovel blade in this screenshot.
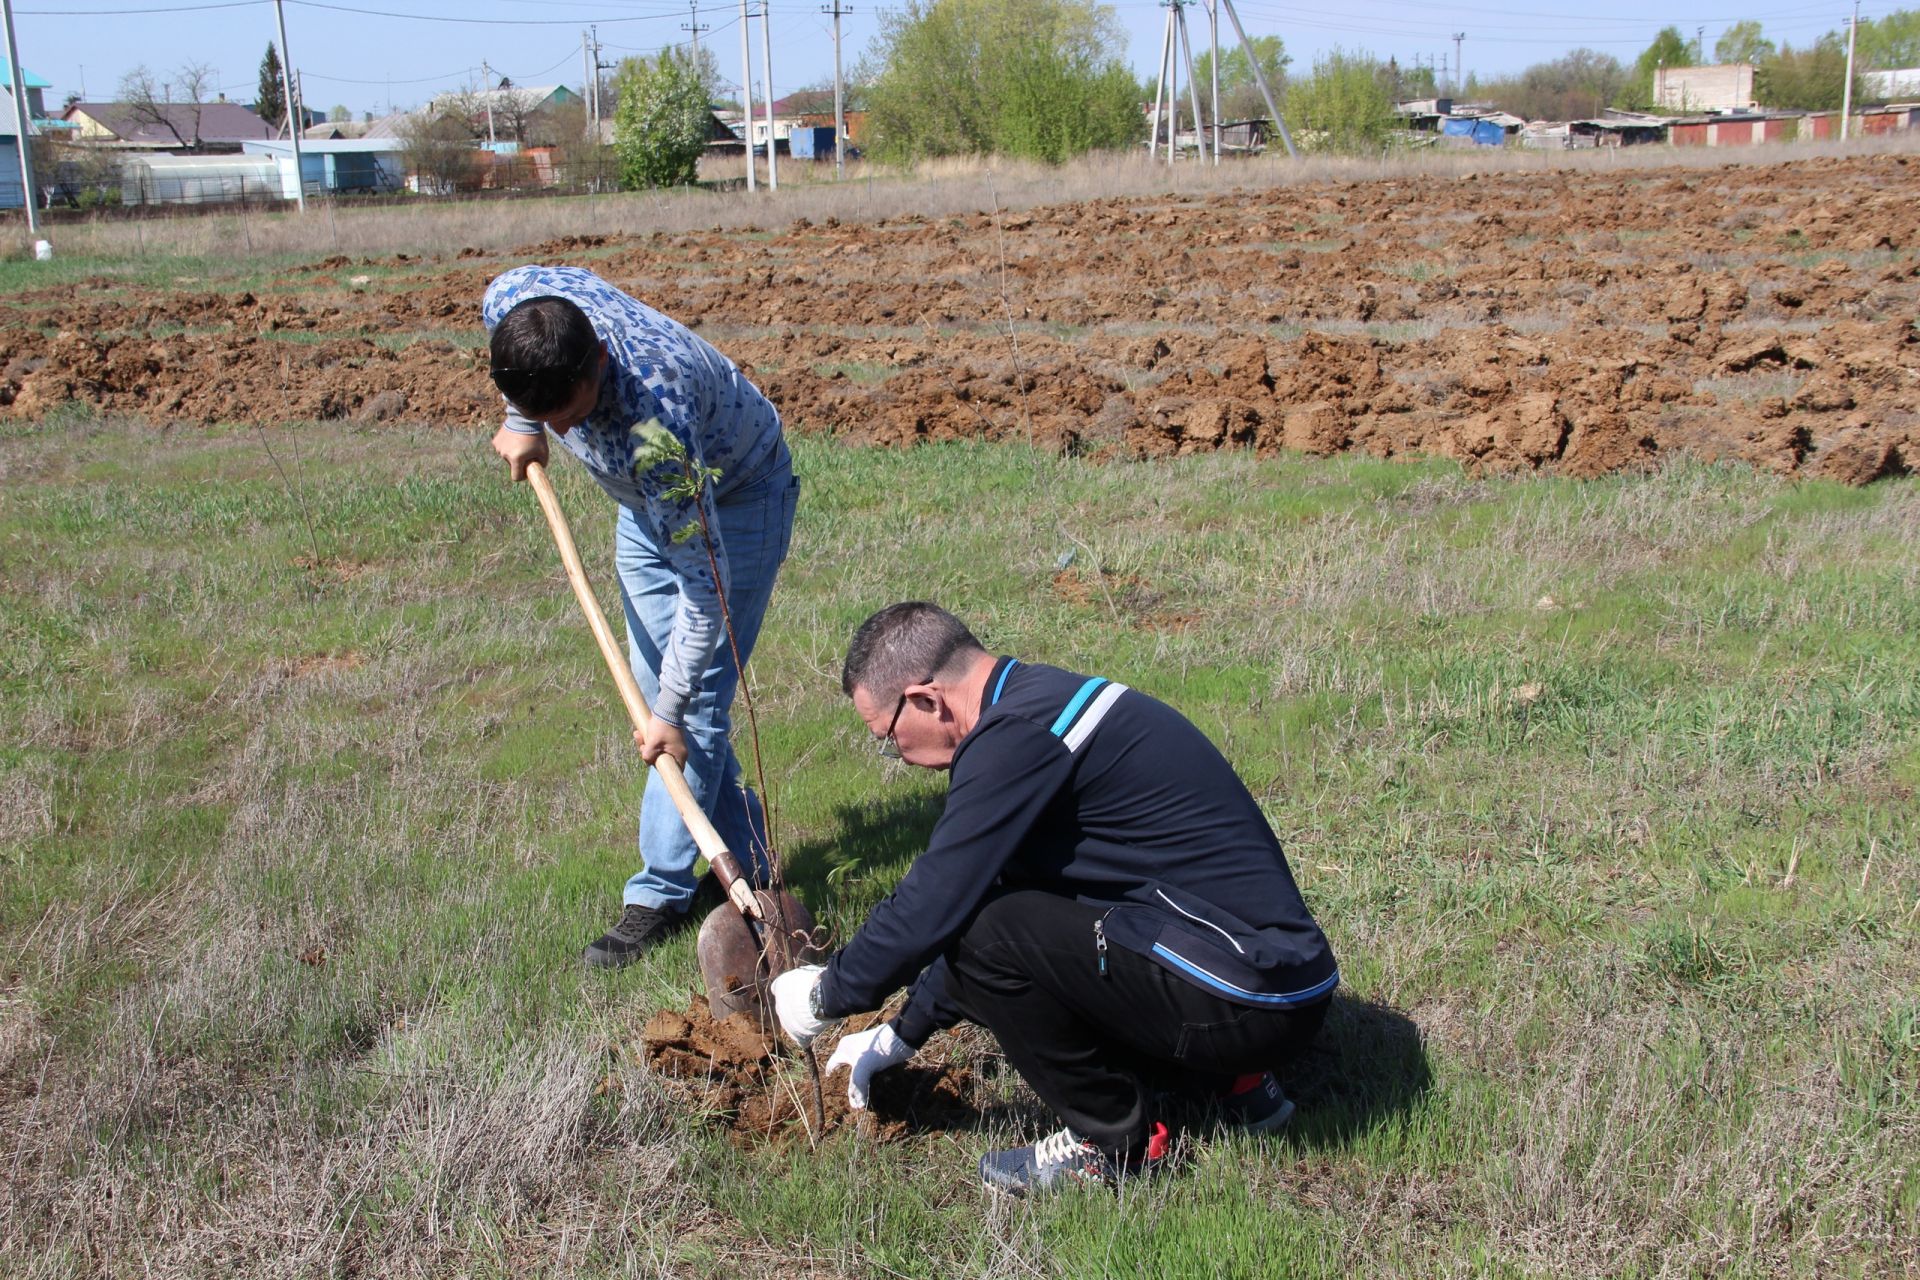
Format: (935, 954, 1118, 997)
(696, 889, 825, 1026)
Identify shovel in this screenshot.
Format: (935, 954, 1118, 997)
(525, 460, 822, 1028)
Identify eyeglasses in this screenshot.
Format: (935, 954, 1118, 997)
(875, 674, 935, 760)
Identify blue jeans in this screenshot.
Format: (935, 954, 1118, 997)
(615, 456, 797, 911)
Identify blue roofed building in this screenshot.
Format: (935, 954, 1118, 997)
(1441, 113, 1523, 147)
(0, 56, 64, 210)
(1, 56, 56, 127)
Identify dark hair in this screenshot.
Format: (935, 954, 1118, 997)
(842, 602, 986, 700)
(489, 295, 600, 416)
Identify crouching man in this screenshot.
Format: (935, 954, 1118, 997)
(771, 602, 1338, 1196)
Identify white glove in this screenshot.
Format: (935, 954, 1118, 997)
(769, 964, 833, 1046)
(825, 1022, 916, 1110)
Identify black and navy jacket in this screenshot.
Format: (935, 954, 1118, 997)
(815, 657, 1338, 1047)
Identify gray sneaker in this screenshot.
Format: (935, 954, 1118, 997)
(582, 903, 683, 969)
(978, 1122, 1170, 1196)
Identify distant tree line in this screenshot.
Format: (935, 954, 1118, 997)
(847, 3, 1920, 164)
(1468, 11, 1920, 119)
(207, 2, 1920, 190)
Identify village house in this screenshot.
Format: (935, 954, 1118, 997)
(62, 100, 275, 152)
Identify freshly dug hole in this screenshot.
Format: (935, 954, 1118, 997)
(641, 995, 982, 1147)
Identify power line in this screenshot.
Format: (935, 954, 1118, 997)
(19, 0, 703, 13)
(18, 0, 259, 12)
(1222, 4, 1864, 48)
(288, 0, 685, 25)
(301, 66, 485, 85)
(303, 46, 577, 85)
(682, 0, 708, 55)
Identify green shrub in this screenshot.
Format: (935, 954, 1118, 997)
(613, 48, 713, 189)
(1285, 49, 1395, 153)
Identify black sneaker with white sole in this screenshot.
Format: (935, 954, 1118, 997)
(582, 902, 685, 969)
(1216, 1071, 1297, 1133)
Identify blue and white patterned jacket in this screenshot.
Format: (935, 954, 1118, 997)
(482, 265, 787, 726)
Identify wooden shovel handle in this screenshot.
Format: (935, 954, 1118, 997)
(525, 461, 761, 920)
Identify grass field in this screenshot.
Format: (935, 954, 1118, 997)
(2, 416, 1916, 1278)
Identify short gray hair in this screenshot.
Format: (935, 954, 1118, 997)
(841, 602, 986, 700)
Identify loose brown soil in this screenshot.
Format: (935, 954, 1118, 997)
(6, 154, 1919, 481)
(640, 997, 981, 1146)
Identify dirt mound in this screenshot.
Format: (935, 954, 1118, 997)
(6, 153, 1918, 481)
(641, 997, 981, 1147)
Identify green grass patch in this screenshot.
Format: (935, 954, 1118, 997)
(808, 360, 896, 384)
(1262, 238, 1345, 254)
(0, 424, 1914, 1277)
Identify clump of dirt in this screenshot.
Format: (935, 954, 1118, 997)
(640, 996, 981, 1147)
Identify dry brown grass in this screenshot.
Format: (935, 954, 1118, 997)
(19, 133, 1920, 264)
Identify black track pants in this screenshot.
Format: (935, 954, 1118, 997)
(942, 889, 1329, 1160)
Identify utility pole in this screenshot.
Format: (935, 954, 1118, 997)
(599, 37, 613, 120)
(1207, 0, 1219, 163)
(1841, 0, 1859, 140)
(736, 0, 755, 190)
(1172, 1, 1204, 165)
(823, 0, 850, 177)
(682, 0, 707, 58)
(582, 29, 612, 188)
(590, 25, 606, 133)
(1217, 0, 1294, 158)
(1452, 32, 1466, 95)
(1157, 0, 1197, 166)
(1157, 0, 1294, 162)
(1148, 0, 1170, 159)
(582, 31, 594, 136)
(1696, 27, 1704, 63)
(480, 59, 496, 144)
(1166, 0, 1180, 166)
(759, 0, 777, 189)
(272, 0, 306, 211)
(2, 0, 40, 235)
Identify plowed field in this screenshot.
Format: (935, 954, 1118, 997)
(6, 152, 1918, 482)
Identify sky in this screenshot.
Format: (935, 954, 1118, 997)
(8, 0, 1897, 120)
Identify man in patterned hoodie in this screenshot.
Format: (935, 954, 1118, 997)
(483, 265, 798, 968)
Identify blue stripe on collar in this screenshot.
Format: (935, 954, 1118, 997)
(990, 658, 1019, 705)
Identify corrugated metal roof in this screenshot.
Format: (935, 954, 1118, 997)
(120, 153, 278, 174)
(427, 85, 576, 112)
(769, 91, 836, 117)
(358, 112, 422, 139)
(243, 138, 408, 155)
(64, 101, 275, 144)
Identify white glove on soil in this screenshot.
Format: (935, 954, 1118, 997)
(769, 964, 833, 1047)
(824, 1023, 916, 1110)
